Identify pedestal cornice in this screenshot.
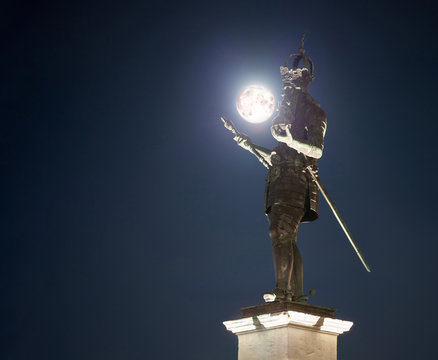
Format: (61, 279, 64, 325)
(224, 303, 353, 360)
(224, 310, 352, 336)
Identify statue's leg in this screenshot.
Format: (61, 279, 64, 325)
(269, 223, 292, 297)
(292, 241, 303, 298)
(268, 205, 304, 300)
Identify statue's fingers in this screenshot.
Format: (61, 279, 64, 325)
(270, 126, 279, 138)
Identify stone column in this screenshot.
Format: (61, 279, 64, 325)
(223, 303, 353, 360)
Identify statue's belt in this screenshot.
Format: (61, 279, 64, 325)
(271, 160, 315, 171)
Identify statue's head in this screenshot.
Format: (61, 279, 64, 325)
(271, 36, 316, 134)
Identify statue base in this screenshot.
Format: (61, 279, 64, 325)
(223, 302, 353, 360)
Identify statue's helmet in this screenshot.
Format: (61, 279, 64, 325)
(280, 66, 313, 89)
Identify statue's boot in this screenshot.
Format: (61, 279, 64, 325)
(263, 287, 286, 302)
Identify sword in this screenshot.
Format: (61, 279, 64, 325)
(306, 165, 371, 272)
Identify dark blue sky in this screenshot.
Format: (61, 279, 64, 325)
(3, 0, 438, 359)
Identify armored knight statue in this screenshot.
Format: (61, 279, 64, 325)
(230, 39, 327, 303)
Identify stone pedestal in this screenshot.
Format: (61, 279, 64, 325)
(223, 303, 353, 360)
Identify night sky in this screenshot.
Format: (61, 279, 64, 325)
(3, 0, 438, 359)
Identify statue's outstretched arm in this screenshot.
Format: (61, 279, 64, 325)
(234, 134, 272, 167)
(221, 116, 272, 168)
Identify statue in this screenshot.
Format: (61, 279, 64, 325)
(227, 38, 325, 303)
(222, 36, 370, 304)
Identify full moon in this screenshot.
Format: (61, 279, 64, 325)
(236, 85, 275, 123)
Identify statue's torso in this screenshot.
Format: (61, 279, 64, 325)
(265, 89, 326, 223)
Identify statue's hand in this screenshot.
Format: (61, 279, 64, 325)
(233, 134, 253, 151)
(271, 124, 294, 146)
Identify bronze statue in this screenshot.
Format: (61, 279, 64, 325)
(222, 37, 370, 304)
(227, 41, 325, 303)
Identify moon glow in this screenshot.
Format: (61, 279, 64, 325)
(236, 85, 275, 123)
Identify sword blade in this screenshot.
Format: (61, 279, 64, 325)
(306, 166, 371, 272)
